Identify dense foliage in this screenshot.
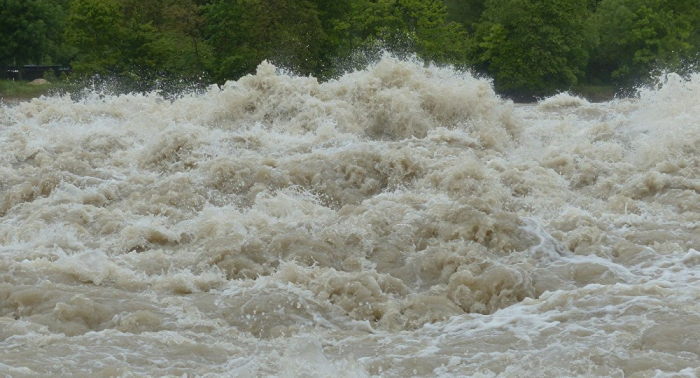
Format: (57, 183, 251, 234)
(1, 0, 698, 97)
(469, 0, 593, 97)
(590, 0, 699, 84)
(0, 0, 64, 70)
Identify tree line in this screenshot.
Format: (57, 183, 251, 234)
(2, 0, 699, 98)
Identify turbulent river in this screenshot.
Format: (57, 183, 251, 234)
(1, 56, 699, 377)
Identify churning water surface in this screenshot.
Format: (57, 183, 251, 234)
(1, 56, 699, 377)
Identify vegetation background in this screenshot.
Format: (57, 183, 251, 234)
(1, 0, 699, 100)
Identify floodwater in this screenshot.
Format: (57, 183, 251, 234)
(1, 56, 699, 377)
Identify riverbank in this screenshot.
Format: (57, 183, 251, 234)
(0, 80, 76, 104)
(1, 79, 620, 105)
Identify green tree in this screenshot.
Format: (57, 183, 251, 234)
(117, 0, 212, 78)
(203, 0, 326, 82)
(159, 0, 212, 75)
(443, 0, 487, 32)
(591, 0, 698, 84)
(64, 0, 175, 76)
(64, 0, 128, 73)
(405, 0, 467, 63)
(0, 0, 62, 76)
(470, 0, 593, 98)
(308, 0, 354, 78)
(337, 0, 467, 65)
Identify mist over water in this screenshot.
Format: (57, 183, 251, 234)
(1, 56, 699, 377)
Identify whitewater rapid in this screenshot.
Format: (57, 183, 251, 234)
(1, 57, 699, 377)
